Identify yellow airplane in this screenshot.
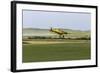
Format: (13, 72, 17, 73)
(50, 27, 68, 38)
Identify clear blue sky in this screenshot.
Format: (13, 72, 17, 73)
(23, 10, 91, 31)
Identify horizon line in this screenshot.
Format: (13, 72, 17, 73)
(23, 27, 90, 31)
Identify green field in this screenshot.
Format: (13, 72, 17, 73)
(22, 39, 91, 63)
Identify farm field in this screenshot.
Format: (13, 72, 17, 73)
(22, 39, 91, 63)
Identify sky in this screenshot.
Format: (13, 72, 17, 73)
(23, 10, 91, 31)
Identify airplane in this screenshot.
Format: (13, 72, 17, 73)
(49, 27, 68, 38)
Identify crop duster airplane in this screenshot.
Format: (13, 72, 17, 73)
(50, 27, 68, 38)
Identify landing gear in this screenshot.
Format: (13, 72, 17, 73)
(62, 35, 64, 38)
(59, 34, 64, 39)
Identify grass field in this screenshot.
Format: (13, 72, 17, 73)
(22, 39, 91, 63)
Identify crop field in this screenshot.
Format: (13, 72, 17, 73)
(22, 39, 91, 63)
